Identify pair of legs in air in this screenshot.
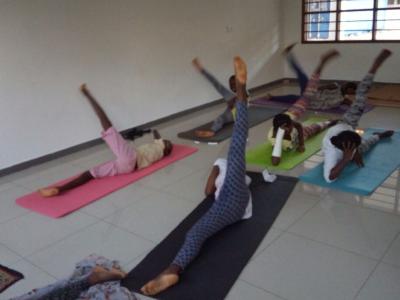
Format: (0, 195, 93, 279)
(325, 49, 394, 181)
(266, 43, 353, 109)
(192, 58, 238, 138)
(270, 47, 340, 165)
(141, 56, 249, 296)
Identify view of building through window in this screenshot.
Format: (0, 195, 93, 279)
(303, 0, 400, 42)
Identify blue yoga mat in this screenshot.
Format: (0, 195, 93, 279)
(300, 129, 400, 195)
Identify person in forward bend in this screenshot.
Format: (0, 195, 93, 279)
(265, 43, 358, 109)
(322, 49, 394, 182)
(269, 47, 340, 166)
(38, 84, 173, 197)
(192, 57, 246, 138)
(140, 56, 251, 296)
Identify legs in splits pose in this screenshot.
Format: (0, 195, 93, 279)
(141, 56, 250, 296)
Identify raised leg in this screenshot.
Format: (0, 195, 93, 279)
(342, 49, 392, 128)
(80, 84, 113, 131)
(140, 57, 250, 296)
(286, 49, 339, 120)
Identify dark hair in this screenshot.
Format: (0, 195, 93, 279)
(273, 113, 292, 131)
(331, 130, 361, 149)
(341, 81, 357, 96)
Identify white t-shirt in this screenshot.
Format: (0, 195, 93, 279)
(322, 123, 353, 182)
(213, 158, 252, 220)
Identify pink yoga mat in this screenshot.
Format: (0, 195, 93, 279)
(16, 144, 198, 218)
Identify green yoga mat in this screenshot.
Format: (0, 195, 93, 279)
(246, 116, 328, 170)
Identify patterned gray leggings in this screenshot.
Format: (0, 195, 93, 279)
(342, 73, 380, 153)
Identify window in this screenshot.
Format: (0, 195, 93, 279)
(303, 0, 400, 42)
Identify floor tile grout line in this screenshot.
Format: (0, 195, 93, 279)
(285, 231, 381, 262)
(239, 278, 289, 300)
(250, 228, 285, 261)
(21, 218, 103, 259)
(352, 259, 381, 300)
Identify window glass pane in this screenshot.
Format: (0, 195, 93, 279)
(340, 0, 374, 10)
(304, 12, 337, 40)
(378, 0, 400, 8)
(305, 0, 337, 12)
(376, 9, 400, 39)
(339, 10, 373, 40)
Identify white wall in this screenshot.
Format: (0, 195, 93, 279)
(282, 0, 400, 83)
(0, 0, 283, 169)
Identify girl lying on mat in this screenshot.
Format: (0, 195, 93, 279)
(140, 57, 251, 296)
(268, 46, 340, 166)
(11, 254, 136, 300)
(38, 84, 173, 197)
(191, 57, 249, 138)
(322, 49, 394, 182)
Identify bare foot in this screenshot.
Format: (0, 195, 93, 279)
(141, 271, 179, 296)
(282, 43, 297, 56)
(88, 266, 126, 285)
(234, 56, 247, 85)
(38, 187, 60, 197)
(373, 130, 394, 139)
(80, 83, 87, 92)
(192, 58, 203, 71)
(195, 130, 215, 138)
(320, 49, 340, 63)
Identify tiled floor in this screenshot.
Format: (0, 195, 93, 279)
(1, 85, 400, 300)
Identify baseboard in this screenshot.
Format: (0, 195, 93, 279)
(0, 78, 287, 177)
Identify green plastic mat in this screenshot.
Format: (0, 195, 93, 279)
(246, 116, 329, 170)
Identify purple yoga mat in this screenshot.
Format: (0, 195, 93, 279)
(251, 96, 374, 114)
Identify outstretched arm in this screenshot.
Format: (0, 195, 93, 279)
(204, 166, 219, 197)
(80, 84, 112, 131)
(192, 58, 235, 102)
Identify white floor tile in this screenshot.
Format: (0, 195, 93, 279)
(105, 190, 196, 243)
(226, 280, 286, 300)
(252, 227, 283, 259)
(382, 233, 400, 267)
(81, 183, 161, 219)
(27, 221, 154, 279)
(0, 212, 98, 256)
(240, 233, 376, 300)
(288, 199, 400, 259)
(0, 185, 31, 223)
(0, 243, 22, 265)
(1, 259, 56, 299)
(355, 263, 400, 300)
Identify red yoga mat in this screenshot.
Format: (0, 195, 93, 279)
(16, 144, 197, 218)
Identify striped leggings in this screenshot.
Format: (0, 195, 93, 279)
(303, 120, 333, 140)
(173, 101, 250, 270)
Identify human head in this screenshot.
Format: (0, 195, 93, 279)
(229, 75, 236, 93)
(163, 140, 173, 156)
(341, 81, 357, 96)
(273, 113, 293, 132)
(330, 130, 361, 150)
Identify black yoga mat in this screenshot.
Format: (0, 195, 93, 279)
(177, 106, 284, 143)
(122, 172, 298, 300)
